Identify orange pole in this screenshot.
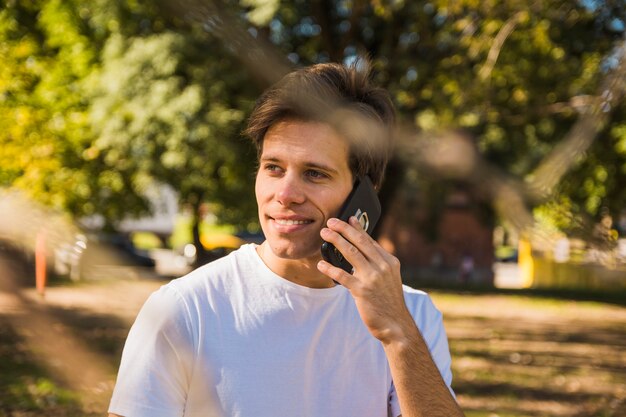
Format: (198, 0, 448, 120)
(35, 231, 47, 297)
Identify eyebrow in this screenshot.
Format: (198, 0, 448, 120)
(260, 156, 340, 175)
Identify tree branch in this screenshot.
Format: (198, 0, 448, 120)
(478, 12, 524, 82)
(312, 0, 342, 62)
(526, 39, 626, 199)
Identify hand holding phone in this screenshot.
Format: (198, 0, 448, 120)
(321, 176, 381, 273)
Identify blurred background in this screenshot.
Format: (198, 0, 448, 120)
(0, 0, 625, 416)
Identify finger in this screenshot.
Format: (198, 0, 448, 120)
(317, 260, 357, 288)
(346, 216, 399, 264)
(320, 226, 370, 270)
(324, 217, 400, 277)
(327, 217, 387, 264)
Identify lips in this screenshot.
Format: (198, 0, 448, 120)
(268, 215, 315, 231)
(273, 218, 313, 226)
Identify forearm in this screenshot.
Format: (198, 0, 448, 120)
(383, 321, 464, 417)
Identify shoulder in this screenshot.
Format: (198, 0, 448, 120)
(401, 285, 438, 313)
(125, 283, 197, 353)
(401, 285, 444, 332)
(132, 246, 256, 343)
(147, 244, 258, 323)
(165, 244, 257, 296)
(401, 286, 455, 393)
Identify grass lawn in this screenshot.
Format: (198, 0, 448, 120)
(0, 322, 86, 417)
(1, 277, 624, 416)
(431, 291, 626, 417)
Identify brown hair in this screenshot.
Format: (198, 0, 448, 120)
(244, 59, 395, 188)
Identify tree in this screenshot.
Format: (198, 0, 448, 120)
(0, 0, 153, 225)
(89, 23, 259, 252)
(1, 0, 260, 252)
(239, 0, 626, 235)
(3, 0, 626, 259)
(0, 0, 93, 213)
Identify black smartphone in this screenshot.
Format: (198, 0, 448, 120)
(321, 175, 382, 273)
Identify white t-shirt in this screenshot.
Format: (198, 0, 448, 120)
(109, 244, 454, 417)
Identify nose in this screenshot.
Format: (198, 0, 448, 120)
(276, 174, 306, 206)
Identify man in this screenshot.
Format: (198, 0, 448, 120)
(108, 61, 463, 417)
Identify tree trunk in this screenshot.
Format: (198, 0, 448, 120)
(374, 155, 405, 239)
(191, 198, 209, 268)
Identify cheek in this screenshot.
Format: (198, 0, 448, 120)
(324, 189, 352, 216)
(254, 174, 266, 207)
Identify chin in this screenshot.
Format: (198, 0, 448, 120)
(268, 239, 322, 261)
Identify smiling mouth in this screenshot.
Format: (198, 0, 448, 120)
(273, 218, 313, 226)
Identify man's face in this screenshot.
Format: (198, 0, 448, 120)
(255, 119, 353, 261)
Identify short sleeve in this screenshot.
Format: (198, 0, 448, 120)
(416, 295, 454, 396)
(109, 286, 196, 417)
(388, 381, 399, 417)
(388, 290, 456, 417)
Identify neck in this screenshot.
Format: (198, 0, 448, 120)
(256, 242, 336, 289)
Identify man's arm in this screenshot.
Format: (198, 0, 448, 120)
(382, 318, 460, 416)
(108, 414, 122, 417)
(318, 216, 464, 417)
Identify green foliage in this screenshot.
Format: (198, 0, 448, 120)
(259, 0, 626, 228)
(241, 0, 280, 26)
(533, 196, 580, 235)
(0, 0, 149, 223)
(1, 0, 625, 236)
(89, 24, 258, 226)
(0, 0, 259, 230)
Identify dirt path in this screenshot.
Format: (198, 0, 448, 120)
(22, 279, 164, 324)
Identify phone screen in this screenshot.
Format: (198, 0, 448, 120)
(321, 176, 381, 273)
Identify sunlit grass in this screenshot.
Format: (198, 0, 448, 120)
(129, 216, 242, 251)
(431, 290, 624, 313)
(168, 215, 238, 249)
(130, 231, 163, 250)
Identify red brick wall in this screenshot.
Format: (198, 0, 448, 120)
(378, 192, 494, 284)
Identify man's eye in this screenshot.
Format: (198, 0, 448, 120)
(305, 170, 328, 179)
(264, 164, 281, 172)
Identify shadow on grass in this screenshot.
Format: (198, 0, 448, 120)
(457, 379, 605, 404)
(456, 379, 625, 417)
(0, 247, 134, 416)
(443, 313, 626, 348)
(439, 299, 626, 417)
(0, 320, 100, 417)
(45, 306, 132, 366)
(0, 302, 133, 416)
